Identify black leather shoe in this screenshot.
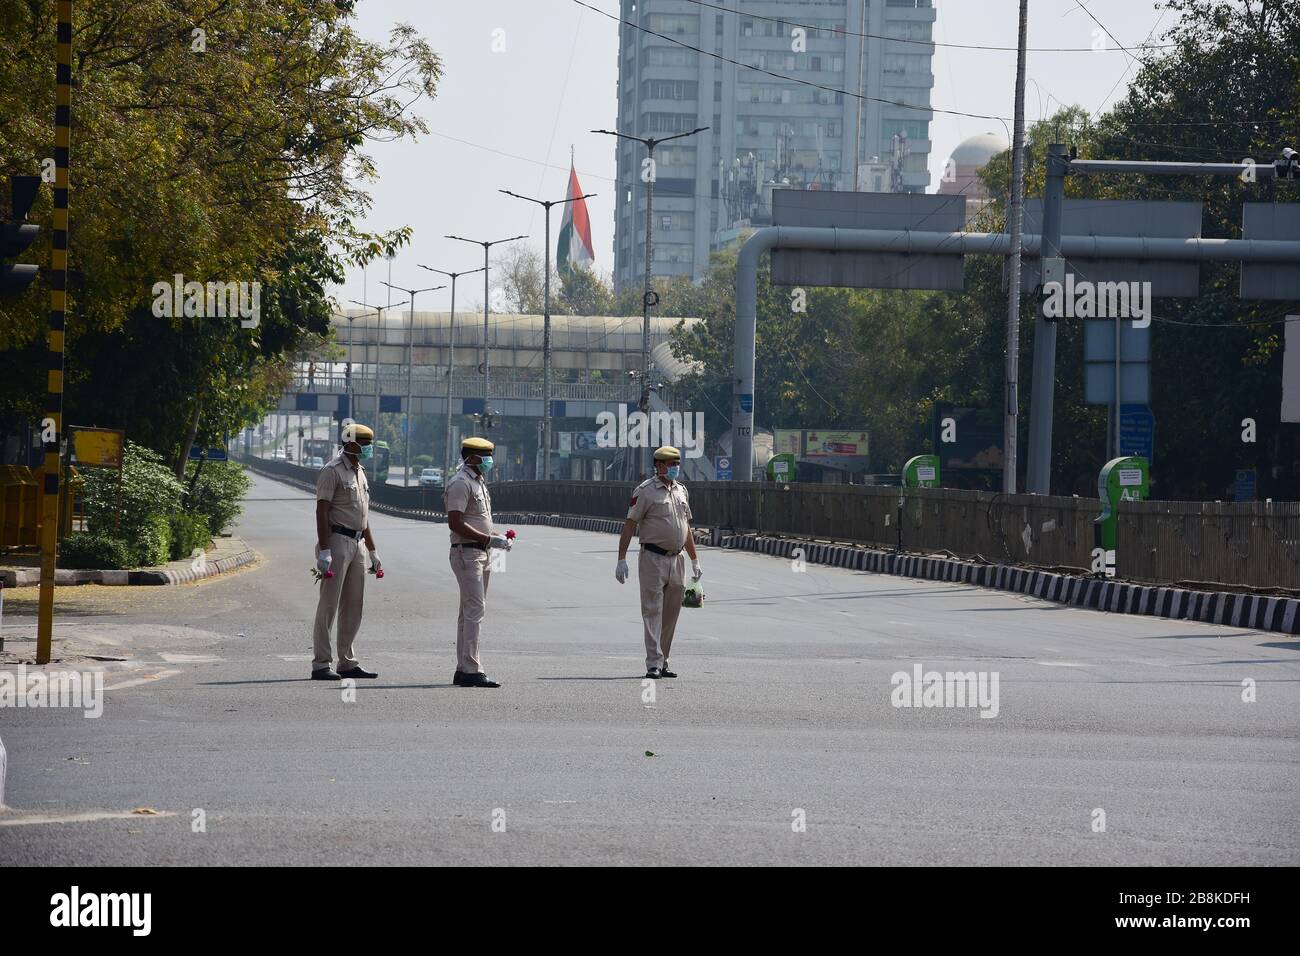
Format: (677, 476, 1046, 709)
(311, 669, 342, 681)
(661, 664, 677, 678)
(337, 666, 378, 679)
(645, 667, 662, 680)
(452, 669, 465, 685)
(457, 672, 500, 688)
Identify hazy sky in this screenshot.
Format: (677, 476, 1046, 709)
(336, 0, 1173, 313)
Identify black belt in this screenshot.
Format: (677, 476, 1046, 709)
(451, 541, 486, 551)
(643, 542, 681, 557)
(330, 524, 364, 540)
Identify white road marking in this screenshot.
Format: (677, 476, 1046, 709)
(1035, 661, 1089, 668)
(159, 653, 223, 664)
(0, 809, 179, 827)
(787, 596, 807, 603)
(103, 669, 182, 691)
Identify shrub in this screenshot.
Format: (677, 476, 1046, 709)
(169, 512, 211, 561)
(132, 513, 172, 567)
(184, 460, 250, 535)
(413, 454, 433, 469)
(58, 532, 133, 570)
(81, 442, 185, 551)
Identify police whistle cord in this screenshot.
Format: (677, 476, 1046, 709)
(36, 0, 74, 666)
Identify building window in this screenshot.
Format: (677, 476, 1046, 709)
(661, 215, 672, 230)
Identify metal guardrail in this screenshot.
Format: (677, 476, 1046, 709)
(288, 371, 648, 404)
(240, 458, 1300, 593)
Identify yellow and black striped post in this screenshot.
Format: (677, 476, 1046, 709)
(37, 0, 73, 665)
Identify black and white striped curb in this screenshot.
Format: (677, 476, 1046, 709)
(1, 546, 257, 588)
(709, 532, 1300, 636)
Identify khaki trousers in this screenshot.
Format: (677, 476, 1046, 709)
(639, 548, 685, 670)
(450, 546, 491, 674)
(312, 532, 365, 672)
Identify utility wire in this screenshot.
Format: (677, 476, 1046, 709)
(571, 0, 1011, 122)
(678, 0, 1179, 52)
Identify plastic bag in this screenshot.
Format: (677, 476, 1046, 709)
(682, 580, 704, 608)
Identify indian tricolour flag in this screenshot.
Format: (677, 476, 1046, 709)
(557, 160, 594, 276)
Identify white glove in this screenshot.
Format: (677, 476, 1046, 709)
(489, 535, 512, 551)
(369, 551, 382, 573)
(316, 548, 332, 574)
(691, 559, 703, 581)
(615, 559, 629, 584)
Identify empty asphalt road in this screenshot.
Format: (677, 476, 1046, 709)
(2, 471, 1297, 865)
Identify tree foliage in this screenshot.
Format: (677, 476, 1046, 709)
(0, 0, 440, 467)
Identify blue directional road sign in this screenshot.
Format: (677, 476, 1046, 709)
(1119, 405, 1155, 464)
(1234, 468, 1257, 502)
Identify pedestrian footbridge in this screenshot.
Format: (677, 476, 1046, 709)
(277, 311, 702, 422)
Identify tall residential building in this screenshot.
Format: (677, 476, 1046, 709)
(612, 0, 937, 292)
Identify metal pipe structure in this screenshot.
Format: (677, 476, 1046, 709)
(1070, 159, 1293, 178)
(731, 226, 1300, 482)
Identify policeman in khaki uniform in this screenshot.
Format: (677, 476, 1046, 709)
(616, 446, 702, 679)
(445, 436, 512, 688)
(311, 422, 382, 681)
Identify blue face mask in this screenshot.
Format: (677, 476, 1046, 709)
(359, 444, 374, 460)
(477, 455, 494, 473)
(666, 465, 681, 480)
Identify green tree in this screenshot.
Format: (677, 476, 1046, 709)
(0, 1, 440, 468)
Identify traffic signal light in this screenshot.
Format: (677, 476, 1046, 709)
(1, 175, 40, 296)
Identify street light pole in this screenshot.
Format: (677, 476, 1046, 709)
(1003, 0, 1029, 495)
(381, 281, 445, 486)
(447, 233, 527, 438)
(593, 126, 707, 478)
(498, 188, 597, 481)
(350, 299, 391, 436)
(420, 264, 486, 479)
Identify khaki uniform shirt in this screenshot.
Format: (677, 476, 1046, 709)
(316, 456, 370, 532)
(627, 476, 692, 551)
(444, 463, 494, 544)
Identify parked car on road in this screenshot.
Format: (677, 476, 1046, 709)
(305, 456, 325, 469)
(419, 467, 444, 488)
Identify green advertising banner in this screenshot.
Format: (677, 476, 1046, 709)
(902, 454, 940, 488)
(1094, 456, 1150, 577)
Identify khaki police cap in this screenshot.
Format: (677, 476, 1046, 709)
(653, 446, 681, 461)
(341, 422, 374, 444)
(462, 437, 495, 454)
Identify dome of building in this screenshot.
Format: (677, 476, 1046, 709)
(949, 132, 1009, 168)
